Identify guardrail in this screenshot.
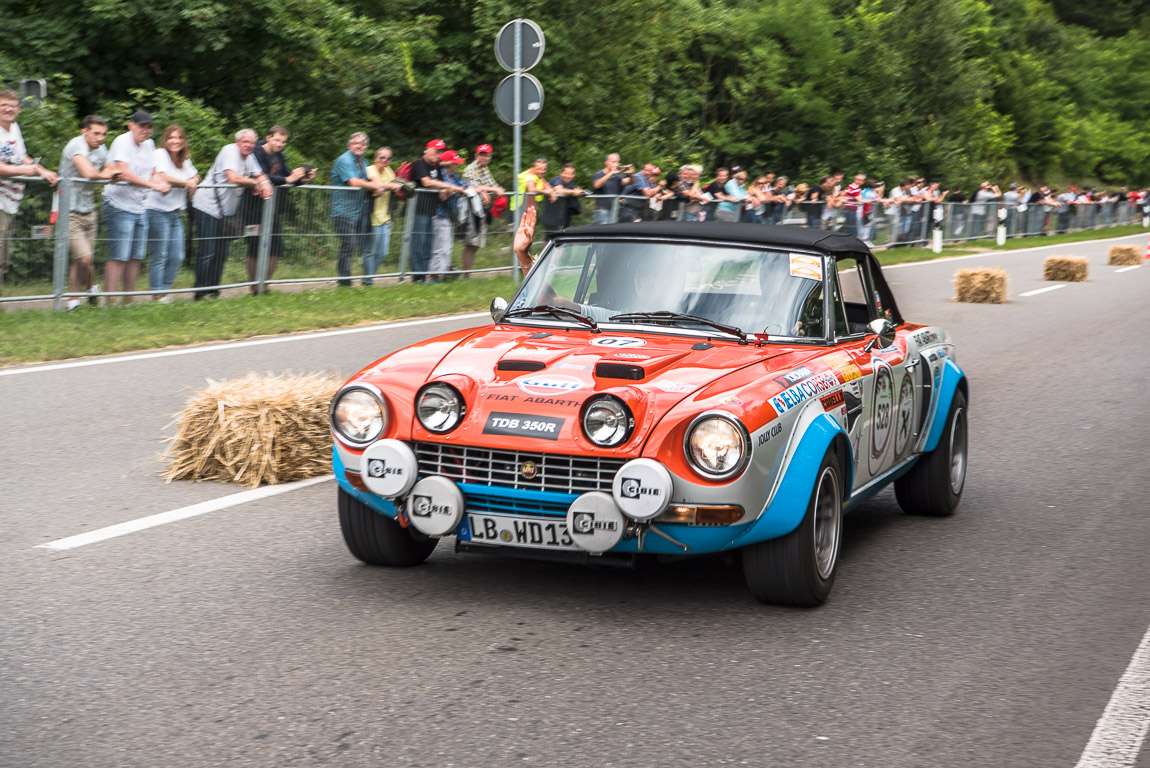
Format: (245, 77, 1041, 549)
(1, 177, 1146, 310)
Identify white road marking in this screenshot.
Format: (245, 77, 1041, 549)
(35, 475, 333, 551)
(1115, 265, 1143, 273)
(1019, 285, 1068, 297)
(0, 312, 488, 377)
(1074, 624, 1150, 768)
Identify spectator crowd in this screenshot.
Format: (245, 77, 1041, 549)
(1, 88, 1147, 305)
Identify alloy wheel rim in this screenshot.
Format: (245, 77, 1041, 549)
(813, 466, 841, 580)
(949, 407, 967, 495)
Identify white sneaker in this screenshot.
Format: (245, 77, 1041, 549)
(65, 298, 82, 311)
(158, 296, 171, 304)
(90, 284, 100, 295)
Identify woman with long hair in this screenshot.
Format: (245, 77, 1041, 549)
(145, 124, 198, 301)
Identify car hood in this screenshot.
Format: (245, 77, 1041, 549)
(352, 325, 818, 455)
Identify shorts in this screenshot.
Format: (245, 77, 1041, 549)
(463, 216, 488, 248)
(69, 210, 98, 261)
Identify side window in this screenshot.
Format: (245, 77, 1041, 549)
(833, 256, 876, 336)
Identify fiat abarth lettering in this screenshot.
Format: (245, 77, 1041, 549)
(330, 222, 968, 606)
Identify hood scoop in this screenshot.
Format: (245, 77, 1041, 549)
(497, 360, 547, 372)
(595, 362, 645, 380)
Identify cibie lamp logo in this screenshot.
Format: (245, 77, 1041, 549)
(517, 375, 584, 396)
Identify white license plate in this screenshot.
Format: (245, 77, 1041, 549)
(467, 512, 578, 551)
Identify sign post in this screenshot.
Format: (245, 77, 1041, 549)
(494, 19, 545, 280)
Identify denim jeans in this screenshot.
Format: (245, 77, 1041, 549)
(362, 221, 392, 286)
(146, 208, 184, 291)
(333, 216, 365, 287)
(192, 208, 235, 298)
(593, 208, 614, 225)
(681, 211, 701, 222)
(105, 202, 148, 262)
(409, 212, 434, 281)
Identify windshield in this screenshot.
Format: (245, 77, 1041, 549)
(509, 240, 827, 339)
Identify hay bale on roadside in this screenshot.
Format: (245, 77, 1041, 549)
(1108, 245, 1140, 266)
(163, 372, 341, 487)
(1043, 255, 1088, 282)
(954, 267, 1007, 304)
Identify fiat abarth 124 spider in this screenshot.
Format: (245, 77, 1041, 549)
(329, 221, 968, 606)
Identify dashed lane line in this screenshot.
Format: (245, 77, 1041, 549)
(1115, 265, 1143, 273)
(1018, 285, 1068, 297)
(1074, 624, 1150, 767)
(34, 475, 334, 551)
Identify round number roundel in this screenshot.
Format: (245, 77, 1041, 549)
(870, 361, 894, 461)
(893, 372, 916, 458)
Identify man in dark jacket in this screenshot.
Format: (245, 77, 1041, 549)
(246, 126, 315, 293)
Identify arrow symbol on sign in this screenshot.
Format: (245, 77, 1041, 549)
(528, 102, 540, 110)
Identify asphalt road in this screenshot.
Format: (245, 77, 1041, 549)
(2, 234, 1148, 767)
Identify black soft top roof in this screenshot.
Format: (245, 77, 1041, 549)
(554, 221, 870, 255)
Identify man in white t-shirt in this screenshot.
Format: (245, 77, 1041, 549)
(58, 115, 117, 309)
(0, 88, 58, 295)
(102, 111, 170, 303)
(190, 129, 271, 299)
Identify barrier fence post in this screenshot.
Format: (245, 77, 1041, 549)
(996, 206, 1007, 246)
(51, 178, 71, 312)
(399, 198, 415, 282)
(931, 204, 943, 254)
(255, 186, 276, 294)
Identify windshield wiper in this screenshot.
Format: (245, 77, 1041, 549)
(609, 311, 747, 343)
(503, 304, 600, 332)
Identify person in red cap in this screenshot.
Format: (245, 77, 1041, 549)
(429, 149, 469, 281)
(460, 143, 505, 276)
(408, 139, 464, 282)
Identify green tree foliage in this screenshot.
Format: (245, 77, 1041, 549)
(3, 0, 1148, 186)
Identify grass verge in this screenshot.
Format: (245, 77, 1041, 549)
(2, 225, 1145, 367)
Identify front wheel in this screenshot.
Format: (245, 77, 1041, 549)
(338, 487, 438, 566)
(895, 390, 967, 517)
(742, 450, 843, 607)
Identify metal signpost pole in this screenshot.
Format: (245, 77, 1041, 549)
(512, 21, 522, 281)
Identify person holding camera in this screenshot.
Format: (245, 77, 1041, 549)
(591, 154, 632, 224)
(247, 125, 314, 293)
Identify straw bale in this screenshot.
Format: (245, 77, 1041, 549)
(954, 267, 1008, 304)
(1107, 245, 1140, 266)
(1043, 255, 1088, 282)
(163, 372, 341, 487)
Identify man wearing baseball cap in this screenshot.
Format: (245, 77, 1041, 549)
(103, 110, 170, 303)
(408, 139, 464, 282)
(460, 143, 505, 276)
(429, 150, 469, 280)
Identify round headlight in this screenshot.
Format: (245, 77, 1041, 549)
(582, 396, 634, 447)
(417, 383, 465, 433)
(685, 413, 749, 479)
(331, 388, 386, 445)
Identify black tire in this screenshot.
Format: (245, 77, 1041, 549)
(895, 390, 967, 517)
(338, 487, 438, 566)
(743, 450, 843, 607)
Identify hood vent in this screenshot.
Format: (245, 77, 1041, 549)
(497, 360, 547, 372)
(595, 362, 645, 380)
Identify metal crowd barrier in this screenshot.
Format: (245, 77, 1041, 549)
(2, 178, 1147, 311)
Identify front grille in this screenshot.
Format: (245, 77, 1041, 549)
(414, 442, 626, 495)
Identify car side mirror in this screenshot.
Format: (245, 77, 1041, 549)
(490, 297, 508, 323)
(864, 318, 897, 352)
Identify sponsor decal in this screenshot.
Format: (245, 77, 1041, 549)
(619, 477, 662, 499)
(894, 371, 916, 458)
(590, 337, 647, 347)
(612, 353, 650, 360)
(789, 253, 823, 280)
(517, 375, 584, 396)
(720, 395, 743, 406)
(773, 366, 813, 387)
(655, 381, 696, 394)
(822, 352, 862, 383)
(936, 347, 950, 361)
(820, 391, 845, 411)
(555, 363, 591, 371)
(769, 371, 840, 414)
(411, 495, 453, 517)
(483, 412, 564, 440)
(870, 361, 894, 462)
(875, 343, 901, 355)
(487, 392, 581, 407)
(572, 512, 619, 534)
(913, 329, 940, 346)
(757, 422, 783, 446)
(365, 458, 403, 479)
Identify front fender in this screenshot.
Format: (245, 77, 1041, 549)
(923, 359, 967, 452)
(727, 410, 850, 548)
(334, 447, 400, 519)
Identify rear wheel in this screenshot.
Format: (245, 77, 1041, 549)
(895, 390, 967, 517)
(338, 487, 437, 566)
(743, 450, 843, 607)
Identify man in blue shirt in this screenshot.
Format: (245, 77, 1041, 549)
(331, 132, 383, 286)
